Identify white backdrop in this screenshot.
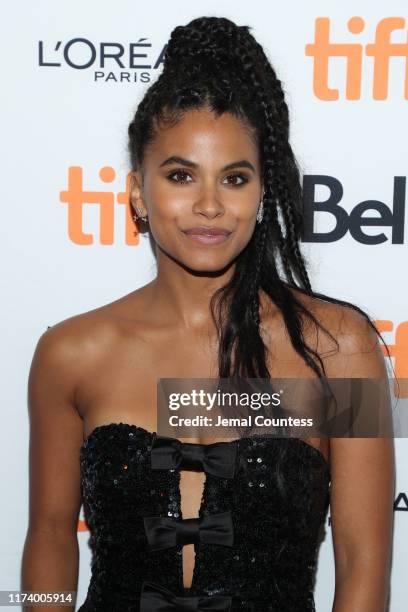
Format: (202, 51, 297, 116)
(2, 1, 407, 610)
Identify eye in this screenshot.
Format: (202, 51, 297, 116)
(166, 169, 249, 186)
(223, 173, 248, 186)
(167, 170, 192, 184)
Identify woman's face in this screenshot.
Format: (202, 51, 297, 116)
(130, 106, 263, 273)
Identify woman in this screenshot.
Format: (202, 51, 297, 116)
(22, 16, 395, 612)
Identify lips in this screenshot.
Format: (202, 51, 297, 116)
(183, 227, 231, 236)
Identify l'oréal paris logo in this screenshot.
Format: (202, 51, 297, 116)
(38, 37, 166, 83)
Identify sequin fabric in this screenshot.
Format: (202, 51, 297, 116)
(77, 423, 331, 611)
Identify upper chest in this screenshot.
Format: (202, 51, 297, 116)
(74, 301, 330, 467)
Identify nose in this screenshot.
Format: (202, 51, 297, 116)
(192, 187, 225, 220)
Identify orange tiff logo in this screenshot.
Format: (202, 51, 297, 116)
(305, 17, 408, 100)
(60, 166, 138, 245)
(376, 320, 408, 396)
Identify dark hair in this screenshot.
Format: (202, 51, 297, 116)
(127, 16, 393, 384)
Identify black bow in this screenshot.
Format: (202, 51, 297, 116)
(140, 581, 232, 611)
(143, 511, 234, 551)
(150, 434, 237, 479)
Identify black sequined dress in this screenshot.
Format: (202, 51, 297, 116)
(77, 423, 331, 611)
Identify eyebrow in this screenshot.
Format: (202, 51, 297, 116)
(159, 155, 256, 173)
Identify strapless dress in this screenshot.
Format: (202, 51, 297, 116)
(77, 422, 331, 611)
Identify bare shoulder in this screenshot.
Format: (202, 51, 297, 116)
(282, 286, 386, 377)
(33, 286, 150, 390)
(291, 286, 377, 343)
(45, 286, 150, 344)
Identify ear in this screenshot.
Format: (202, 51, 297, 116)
(129, 170, 147, 216)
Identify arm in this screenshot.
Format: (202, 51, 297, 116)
(329, 312, 395, 611)
(21, 323, 85, 611)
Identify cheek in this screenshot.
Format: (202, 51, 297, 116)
(227, 194, 260, 223)
(144, 181, 192, 219)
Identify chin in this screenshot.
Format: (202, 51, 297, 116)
(181, 255, 234, 274)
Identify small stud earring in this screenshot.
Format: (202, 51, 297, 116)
(256, 199, 264, 224)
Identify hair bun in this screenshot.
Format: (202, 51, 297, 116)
(164, 17, 249, 68)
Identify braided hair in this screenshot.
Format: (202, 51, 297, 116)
(128, 16, 392, 382)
